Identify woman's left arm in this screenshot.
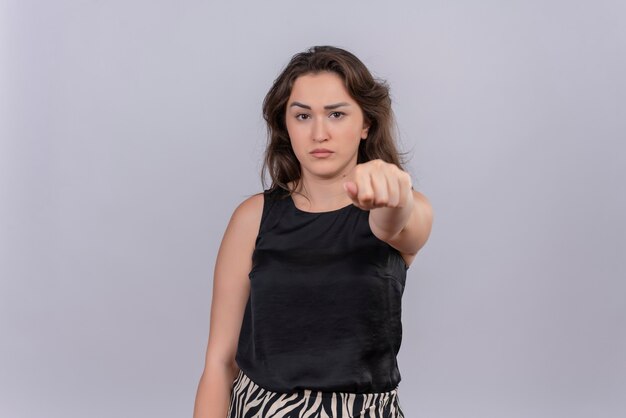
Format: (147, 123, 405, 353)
(344, 159, 434, 265)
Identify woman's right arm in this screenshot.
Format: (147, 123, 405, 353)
(193, 193, 264, 418)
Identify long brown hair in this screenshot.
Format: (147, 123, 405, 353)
(261, 45, 407, 194)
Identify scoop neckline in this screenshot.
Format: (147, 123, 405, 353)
(288, 194, 354, 214)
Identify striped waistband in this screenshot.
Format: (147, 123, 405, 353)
(232, 368, 400, 400)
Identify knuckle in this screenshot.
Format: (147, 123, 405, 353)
(360, 192, 374, 202)
(376, 197, 389, 206)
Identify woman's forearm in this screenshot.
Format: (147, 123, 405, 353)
(368, 195, 415, 242)
(193, 361, 239, 418)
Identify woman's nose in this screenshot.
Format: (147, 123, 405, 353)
(312, 118, 329, 142)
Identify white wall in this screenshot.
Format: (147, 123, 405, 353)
(1, 1, 624, 417)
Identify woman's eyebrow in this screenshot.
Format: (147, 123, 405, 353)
(289, 101, 351, 110)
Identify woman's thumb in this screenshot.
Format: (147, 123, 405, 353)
(343, 181, 358, 199)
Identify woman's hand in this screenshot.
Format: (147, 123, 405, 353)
(343, 159, 433, 267)
(343, 159, 413, 211)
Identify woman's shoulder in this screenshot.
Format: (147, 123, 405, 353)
(228, 187, 289, 228)
(218, 192, 265, 247)
(231, 192, 265, 224)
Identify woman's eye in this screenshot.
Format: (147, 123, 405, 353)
(330, 111, 344, 119)
(295, 114, 310, 120)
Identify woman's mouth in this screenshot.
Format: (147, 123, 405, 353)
(310, 149, 334, 158)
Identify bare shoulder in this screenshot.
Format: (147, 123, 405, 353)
(413, 190, 434, 224)
(227, 192, 264, 237)
(217, 192, 265, 258)
(233, 192, 264, 218)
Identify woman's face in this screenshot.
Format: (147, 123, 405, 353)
(285, 71, 369, 181)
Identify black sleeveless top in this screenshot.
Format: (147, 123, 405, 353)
(235, 187, 408, 394)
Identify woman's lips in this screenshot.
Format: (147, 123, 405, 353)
(310, 149, 333, 158)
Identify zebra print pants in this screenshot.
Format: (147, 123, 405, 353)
(227, 369, 405, 418)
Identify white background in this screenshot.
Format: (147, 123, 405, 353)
(1, 1, 625, 417)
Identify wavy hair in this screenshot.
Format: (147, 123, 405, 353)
(261, 45, 406, 194)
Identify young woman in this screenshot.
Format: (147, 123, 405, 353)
(193, 46, 434, 418)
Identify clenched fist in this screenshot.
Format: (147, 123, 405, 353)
(343, 159, 413, 211)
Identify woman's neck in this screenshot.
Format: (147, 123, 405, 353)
(290, 175, 354, 212)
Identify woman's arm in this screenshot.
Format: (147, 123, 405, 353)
(369, 189, 433, 267)
(344, 159, 434, 267)
(193, 193, 264, 418)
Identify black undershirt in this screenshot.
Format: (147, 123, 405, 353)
(235, 187, 408, 394)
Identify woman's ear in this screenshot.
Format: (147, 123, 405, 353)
(361, 122, 370, 140)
